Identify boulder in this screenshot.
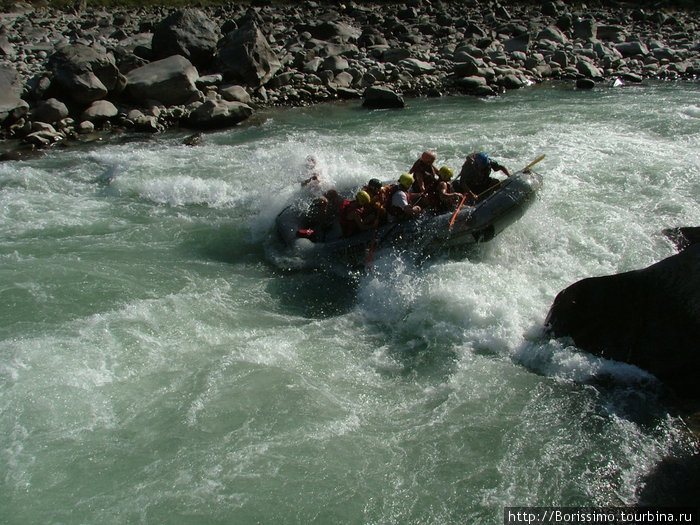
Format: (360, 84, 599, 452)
(300, 21, 361, 42)
(219, 84, 251, 105)
(0, 35, 15, 59)
(498, 73, 527, 89)
(321, 56, 349, 74)
(545, 245, 700, 398)
(381, 47, 411, 64)
(362, 86, 405, 109)
(217, 21, 281, 87)
(453, 54, 485, 78)
(575, 78, 596, 89)
(0, 64, 29, 124)
(152, 8, 219, 69)
(126, 55, 200, 106)
(573, 17, 597, 41)
(537, 26, 569, 45)
(596, 25, 627, 43)
(185, 98, 253, 129)
(504, 34, 530, 54)
(615, 41, 650, 58)
(398, 58, 435, 76)
(31, 98, 69, 124)
(81, 100, 119, 122)
(576, 59, 604, 79)
(48, 43, 126, 104)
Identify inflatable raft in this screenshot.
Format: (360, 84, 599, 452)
(273, 169, 543, 270)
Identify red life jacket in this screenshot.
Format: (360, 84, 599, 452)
(421, 173, 441, 210)
(339, 199, 366, 237)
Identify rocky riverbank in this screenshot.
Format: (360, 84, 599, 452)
(1, 0, 698, 155)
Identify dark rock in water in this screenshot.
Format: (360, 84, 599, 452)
(0, 144, 44, 162)
(636, 453, 700, 506)
(152, 8, 219, 70)
(664, 227, 700, 251)
(362, 86, 405, 109)
(182, 132, 203, 146)
(576, 78, 596, 89)
(545, 245, 700, 398)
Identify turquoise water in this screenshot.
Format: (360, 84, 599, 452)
(1, 82, 699, 524)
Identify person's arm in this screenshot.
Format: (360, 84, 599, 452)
(491, 161, 510, 177)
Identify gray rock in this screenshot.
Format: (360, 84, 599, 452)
(573, 17, 597, 41)
(537, 26, 569, 45)
(219, 84, 252, 104)
(303, 57, 323, 74)
(31, 97, 69, 124)
(126, 54, 200, 106)
(381, 48, 411, 64)
(78, 120, 95, 134)
(615, 41, 650, 58)
(498, 73, 526, 89)
(48, 43, 126, 104)
(398, 58, 435, 76)
(321, 56, 349, 74)
(133, 115, 160, 132)
(301, 21, 361, 42)
(576, 59, 604, 79)
(24, 129, 64, 147)
(81, 100, 119, 122)
(550, 50, 570, 69)
(217, 21, 281, 87)
(596, 25, 627, 43)
(0, 35, 15, 59)
(185, 98, 253, 129)
(454, 75, 488, 90)
(332, 71, 354, 88)
(504, 34, 530, 54)
(152, 9, 219, 69)
(0, 64, 29, 124)
(362, 86, 405, 109)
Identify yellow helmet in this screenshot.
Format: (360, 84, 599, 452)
(438, 166, 454, 180)
(356, 190, 371, 205)
(398, 173, 414, 189)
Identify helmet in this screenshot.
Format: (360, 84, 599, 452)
(368, 178, 382, 190)
(438, 166, 454, 180)
(356, 190, 371, 205)
(475, 152, 490, 167)
(398, 173, 414, 189)
(420, 151, 437, 163)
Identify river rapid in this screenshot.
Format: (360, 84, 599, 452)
(1, 81, 699, 524)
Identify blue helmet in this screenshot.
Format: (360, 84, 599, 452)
(475, 152, 489, 166)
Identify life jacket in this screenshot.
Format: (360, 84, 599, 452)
(387, 185, 416, 220)
(420, 173, 442, 210)
(339, 199, 366, 237)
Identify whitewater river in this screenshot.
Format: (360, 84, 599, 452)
(1, 81, 699, 524)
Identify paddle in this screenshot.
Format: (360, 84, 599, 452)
(521, 154, 546, 173)
(449, 193, 468, 230)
